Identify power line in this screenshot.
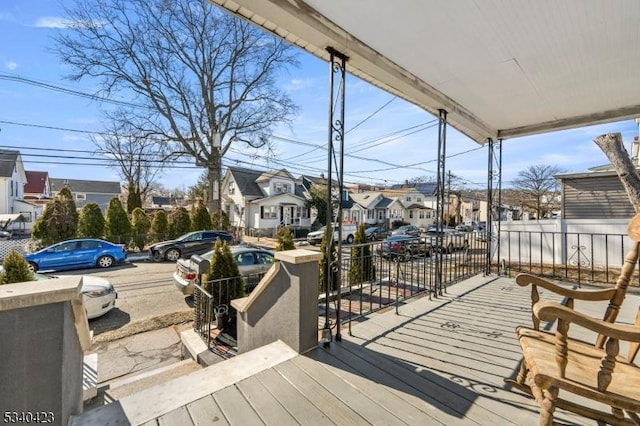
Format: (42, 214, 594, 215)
(0, 73, 149, 110)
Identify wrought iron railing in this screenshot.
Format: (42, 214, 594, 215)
(492, 230, 639, 287)
(326, 233, 487, 335)
(193, 272, 267, 358)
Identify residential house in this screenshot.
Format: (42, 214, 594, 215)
(147, 195, 187, 210)
(378, 182, 439, 229)
(221, 167, 311, 233)
(50, 178, 122, 212)
(459, 196, 488, 225)
(556, 165, 634, 220)
(347, 192, 384, 226)
(24, 170, 53, 204)
(0, 150, 42, 233)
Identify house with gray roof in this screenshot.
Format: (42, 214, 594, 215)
(50, 178, 122, 212)
(222, 167, 311, 234)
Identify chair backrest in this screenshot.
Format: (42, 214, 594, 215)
(516, 214, 640, 349)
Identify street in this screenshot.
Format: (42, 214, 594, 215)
(53, 259, 192, 337)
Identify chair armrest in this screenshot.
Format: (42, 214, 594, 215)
(534, 301, 640, 343)
(516, 273, 617, 301)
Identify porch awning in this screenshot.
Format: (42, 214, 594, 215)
(211, 0, 640, 143)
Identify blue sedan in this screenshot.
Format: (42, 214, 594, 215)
(25, 239, 128, 272)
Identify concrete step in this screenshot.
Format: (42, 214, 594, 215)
(83, 352, 98, 402)
(74, 340, 299, 425)
(86, 359, 202, 410)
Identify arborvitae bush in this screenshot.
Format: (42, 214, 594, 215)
(191, 202, 212, 231)
(31, 188, 79, 248)
(168, 207, 191, 238)
(126, 182, 142, 214)
(131, 207, 151, 251)
(104, 197, 132, 244)
(276, 226, 295, 251)
(0, 250, 35, 284)
(349, 223, 375, 286)
(77, 202, 105, 238)
(58, 186, 79, 235)
(203, 240, 244, 330)
(319, 226, 339, 294)
(150, 210, 168, 241)
(211, 210, 230, 230)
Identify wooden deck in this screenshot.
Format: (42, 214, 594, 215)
(74, 274, 640, 425)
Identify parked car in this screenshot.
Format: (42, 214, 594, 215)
(174, 245, 275, 295)
(307, 223, 357, 245)
(455, 223, 473, 232)
(149, 230, 235, 262)
(37, 273, 117, 319)
(364, 226, 389, 241)
(424, 229, 468, 253)
(391, 225, 421, 237)
(377, 235, 432, 261)
(25, 239, 127, 272)
(1, 265, 118, 319)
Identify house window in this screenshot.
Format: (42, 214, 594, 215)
(409, 211, 414, 219)
(406, 196, 411, 202)
(10, 181, 13, 197)
(273, 182, 290, 194)
(378, 211, 384, 220)
(228, 181, 235, 194)
(295, 206, 308, 219)
(419, 211, 425, 219)
(20, 211, 32, 222)
(417, 197, 422, 203)
(76, 193, 86, 200)
(367, 209, 374, 219)
(261, 205, 277, 219)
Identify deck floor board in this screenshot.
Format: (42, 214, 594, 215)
(80, 275, 639, 426)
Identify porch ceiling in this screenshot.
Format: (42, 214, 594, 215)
(210, 0, 640, 144)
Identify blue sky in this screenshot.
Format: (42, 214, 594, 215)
(1, 0, 638, 192)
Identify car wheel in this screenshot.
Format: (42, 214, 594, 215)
(27, 262, 38, 273)
(152, 251, 163, 262)
(97, 255, 114, 268)
(346, 234, 354, 244)
(165, 248, 181, 262)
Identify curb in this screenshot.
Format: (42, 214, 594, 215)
(93, 310, 193, 343)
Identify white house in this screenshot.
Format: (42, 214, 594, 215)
(222, 167, 311, 234)
(0, 150, 43, 234)
(348, 192, 385, 226)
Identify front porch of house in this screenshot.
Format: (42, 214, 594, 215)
(72, 272, 639, 425)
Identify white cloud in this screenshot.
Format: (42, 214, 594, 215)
(5, 61, 17, 70)
(34, 16, 77, 29)
(286, 78, 315, 92)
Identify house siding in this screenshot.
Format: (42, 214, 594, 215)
(562, 176, 635, 219)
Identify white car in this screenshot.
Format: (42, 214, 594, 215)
(38, 273, 118, 319)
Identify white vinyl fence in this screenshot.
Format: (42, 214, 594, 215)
(492, 218, 632, 270)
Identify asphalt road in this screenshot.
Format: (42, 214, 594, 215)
(52, 259, 192, 336)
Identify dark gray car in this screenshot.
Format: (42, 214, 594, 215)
(149, 230, 234, 262)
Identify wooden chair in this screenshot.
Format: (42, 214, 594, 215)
(516, 300, 640, 425)
(506, 214, 640, 425)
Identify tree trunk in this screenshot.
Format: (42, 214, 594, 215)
(594, 133, 640, 213)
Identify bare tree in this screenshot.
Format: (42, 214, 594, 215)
(91, 112, 167, 206)
(55, 0, 298, 215)
(512, 165, 564, 219)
